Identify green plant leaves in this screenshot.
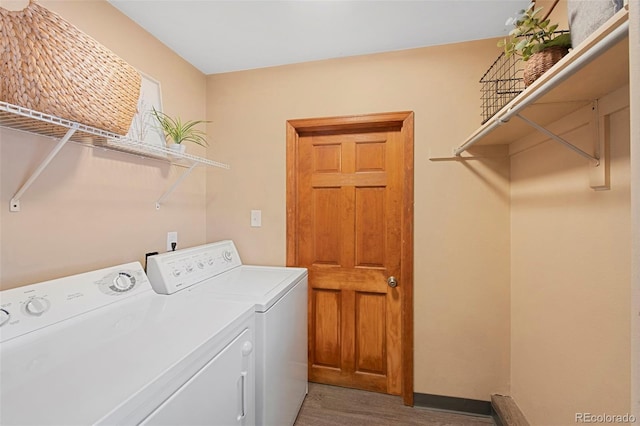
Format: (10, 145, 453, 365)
(515, 39, 528, 51)
(544, 32, 572, 48)
(151, 107, 211, 147)
(501, 5, 571, 61)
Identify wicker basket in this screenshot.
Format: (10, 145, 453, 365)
(523, 46, 569, 87)
(0, 0, 141, 135)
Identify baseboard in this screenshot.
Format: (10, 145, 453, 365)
(491, 394, 530, 426)
(413, 392, 492, 416)
(493, 406, 505, 426)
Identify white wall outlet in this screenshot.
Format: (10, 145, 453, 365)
(167, 231, 178, 251)
(250, 210, 262, 227)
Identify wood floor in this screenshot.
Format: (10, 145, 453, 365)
(294, 383, 495, 426)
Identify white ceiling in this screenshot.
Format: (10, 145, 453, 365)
(108, 0, 530, 75)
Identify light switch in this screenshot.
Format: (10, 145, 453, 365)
(250, 210, 262, 227)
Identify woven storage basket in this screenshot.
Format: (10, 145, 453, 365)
(523, 45, 569, 87)
(0, 0, 141, 135)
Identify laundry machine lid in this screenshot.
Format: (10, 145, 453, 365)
(189, 265, 308, 312)
(0, 289, 253, 425)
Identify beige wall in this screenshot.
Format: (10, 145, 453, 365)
(510, 88, 631, 425)
(206, 40, 512, 399)
(629, 0, 640, 419)
(508, 2, 634, 423)
(0, 0, 208, 288)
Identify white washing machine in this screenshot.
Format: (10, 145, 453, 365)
(147, 240, 308, 426)
(0, 262, 255, 425)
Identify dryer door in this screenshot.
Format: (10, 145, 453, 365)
(141, 327, 254, 426)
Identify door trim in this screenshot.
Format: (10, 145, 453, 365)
(285, 111, 414, 405)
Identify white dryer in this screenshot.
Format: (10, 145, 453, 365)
(0, 262, 255, 425)
(147, 240, 308, 426)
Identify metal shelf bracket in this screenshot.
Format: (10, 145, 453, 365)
(10, 124, 79, 212)
(155, 163, 199, 210)
(514, 113, 600, 166)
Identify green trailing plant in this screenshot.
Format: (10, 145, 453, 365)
(152, 107, 210, 147)
(498, 2, 571, 61)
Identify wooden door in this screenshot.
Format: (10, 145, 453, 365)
(286, 112, 414, 404)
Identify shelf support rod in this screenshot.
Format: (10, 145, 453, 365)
(514, 113, 599, 165)
(10, 124, 79, 212)
(155, 163, 198, 210)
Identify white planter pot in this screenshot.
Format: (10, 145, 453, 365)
(168, 144, 186, 155)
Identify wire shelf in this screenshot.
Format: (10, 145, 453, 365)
(479, 52, 525, 124)
(1, 100, 230, 211)
(0, 101, 229, 169)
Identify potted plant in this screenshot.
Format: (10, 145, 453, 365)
(498, 2, 571, 86)
(152, 107, 210, 154)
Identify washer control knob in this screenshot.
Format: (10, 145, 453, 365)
(197, 261, 205, 269)
(223, 250, 233, 262)
(25, 297, 49, 316)
(97, 271, 140, 296)
(111, 272, 136, 292)
(0, 309, 10, 326)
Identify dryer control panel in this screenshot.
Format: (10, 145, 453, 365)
(146, 240, 242, 295)
(0, 262, 151, 343)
